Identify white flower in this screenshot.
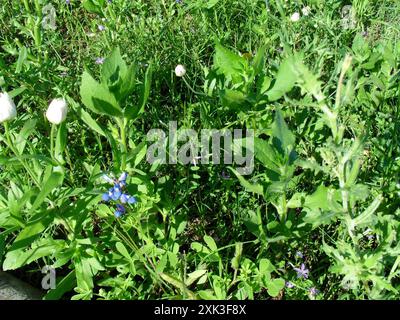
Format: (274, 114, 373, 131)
(302, 6, 311, 16)
(46, 98, 68, 124)
(175, 64, 186, 77)
(290, 12, 300, 22)
(0, 92, 17, 123)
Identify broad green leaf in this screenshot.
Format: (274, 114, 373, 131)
(266, 278, 285, 297)
(266, 56, 297, 101)
(3, 239, 65, 270)
(101, 47, 127, 86)
(82, 0, 103, 14)
(259, 258, 275, 274)
(116, 242, 132, 261)
(254, 137, 280, 173)
(214, 43, 247, 84)
(75, 106, 107, 137)
(80, 71, 122, 117)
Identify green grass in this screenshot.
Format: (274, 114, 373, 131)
(0, 0, 399, 300)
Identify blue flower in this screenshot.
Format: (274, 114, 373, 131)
(101, 172, 137, 218)
(285, 281, 295, 288)
(120, 193, 136, 204)
(309, 287, 319, 296)
(115, 204, 126, 218)
(293, 263, 309, 279)
(117, 172, 127, 187)
(95, 57, 105, 65)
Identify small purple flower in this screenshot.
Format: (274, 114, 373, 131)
(309, 287, 319, 296)
(95, 57, 105, 65)
(66, 0, 70, 4)
(293, 263, 309, 279)
(115, 204, 126, 218)
(295, 251, 304, 259)
(285, 281, 294, 288)
(98, 25, 106, 31)
(101, 172, 137, 217)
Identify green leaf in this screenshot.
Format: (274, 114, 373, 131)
(101, 47, 127, 86)
(126, 63, 152, 119)
(229, 167, 264, 195)
(3, 239, 65, 270)
(80, 71, 122, 117)
(119, 64, 137, 101)
(259, 258, 275, 274)
(204, 235, 218, 251)
(185, 269, 207, 286)
(272, 108, 295, 157)
(82, 0, 103, 14)
(116, 242, 132, 261)
(30, 171, 64, 214)
(16, 46, 27, 73)
(266, 278, 285, 297)
(198, 290, 217, 300)
(231, 242, 243, 270)
(206, 0, 219, 9)
(55, 122, 67, 162)
(252, 45, 266, 77)
(74, 105, 107, 137)
(44, 271, 76, 300)
(220, 89, 248, 109)
(254, 137, 280, 173)
(16, 119, 37, 154)
(214, 42, 247, 85)
(266, 56, 298, 101)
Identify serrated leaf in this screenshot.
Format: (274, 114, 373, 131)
(214, 43, 247, 85)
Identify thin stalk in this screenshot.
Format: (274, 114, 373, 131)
(119, 118, 128, 171)
(3, 122, 41, 188)
(50, 123, 56, 160)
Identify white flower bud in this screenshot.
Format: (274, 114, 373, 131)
(46, 98, 68, 124)
(290, 12, 300, 22)
(302, 6, 311, 16)
(175, 64, 186, 77)
(0, 92, 17, 123)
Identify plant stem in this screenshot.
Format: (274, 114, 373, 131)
(50, 123, 56, 160)
(3, 121, 41, 188)
(120, 118, 127, 171)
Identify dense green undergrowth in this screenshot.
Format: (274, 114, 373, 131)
(0, 0, 399, 300)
